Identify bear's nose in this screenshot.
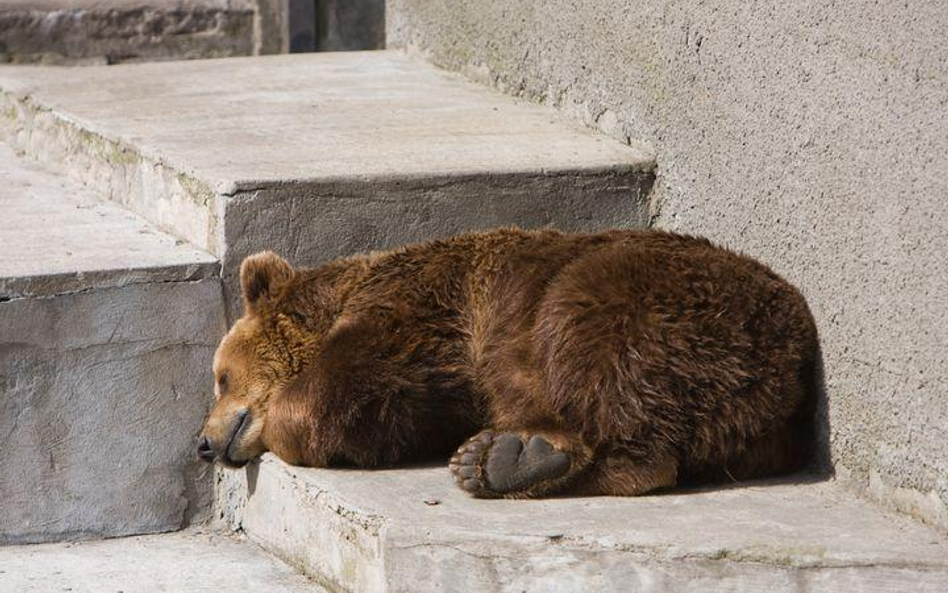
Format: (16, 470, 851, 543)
(197, 435, 216, 462)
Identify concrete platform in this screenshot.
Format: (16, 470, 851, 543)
(218, 454, 948, 593)
(0, 0, 259, 65)
(0, 142, 217, 298)
(0, 142, 226, 543)
(0, 51, 654, 314)
(0, 528, 325, 592)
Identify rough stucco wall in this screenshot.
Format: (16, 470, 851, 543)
(387, 1, 948, 528)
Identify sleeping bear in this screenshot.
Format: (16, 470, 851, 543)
(197, 228, 818, 498)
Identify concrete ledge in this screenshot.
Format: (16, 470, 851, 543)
(0, 0, 257, 65)
(0, 528, 325, 592)
(0, 92, 226, 259)
(217, 455, 948, 593)
(0, 51, 654, 316)
(0, 141, 218, 298)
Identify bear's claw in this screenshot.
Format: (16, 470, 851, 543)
(450, 430, 570, 497)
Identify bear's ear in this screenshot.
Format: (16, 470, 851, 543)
(240, 251, 295, 315)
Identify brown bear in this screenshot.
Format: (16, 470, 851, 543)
(198, 228, 819, 498)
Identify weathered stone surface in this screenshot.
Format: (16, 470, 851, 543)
(0, 0, 258, 65)
(0, 52, 654, 318)
(0, 528, 326, 592)
(0, 142, 217, 298)
(0, 144, 226, 544)
(1, 278, 225, 544)
(386, 0, 948, 532)
(217, 455, 948, 593)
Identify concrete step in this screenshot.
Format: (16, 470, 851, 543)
(0, 51, 654, 315)
(0, 528, 326, 592)
(0, 0, 268, 65)
(217, 454, 948, 593)
(0, 141, 226, 544)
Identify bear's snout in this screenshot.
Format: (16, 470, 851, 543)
(197, 407, 253, 467)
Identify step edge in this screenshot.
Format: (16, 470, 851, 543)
(0, 260, 222, 300)
(220, 456, 948, 593)
(0, 78, 656, 262)
(0, 84, 655, 196)
(0, 86, 225, 254)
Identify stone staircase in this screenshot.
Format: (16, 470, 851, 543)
(0, 140, 223, 544)
(0, 49, 946, 592)
(0, 50, 654, 315)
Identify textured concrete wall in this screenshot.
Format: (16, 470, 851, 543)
(0, 279, 226, 544)
(387, 1, 948, 528)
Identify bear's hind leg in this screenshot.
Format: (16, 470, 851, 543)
(449, 429, 592, 498)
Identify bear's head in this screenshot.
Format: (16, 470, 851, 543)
(197, 251, 309, 468)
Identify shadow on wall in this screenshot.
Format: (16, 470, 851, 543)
(812, 343, 833, 478)
(290, 0, 385, 53)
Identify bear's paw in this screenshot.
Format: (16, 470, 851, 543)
(449, 430, 570, 497)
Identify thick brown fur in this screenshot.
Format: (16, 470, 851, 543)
(199, 228, 819, 498)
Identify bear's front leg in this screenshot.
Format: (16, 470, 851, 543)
(449, 430, 591, 498)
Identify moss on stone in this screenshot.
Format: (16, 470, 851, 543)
(178, 173, 216, 208)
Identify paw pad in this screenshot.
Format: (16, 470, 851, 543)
(450, 430, 570, 497)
